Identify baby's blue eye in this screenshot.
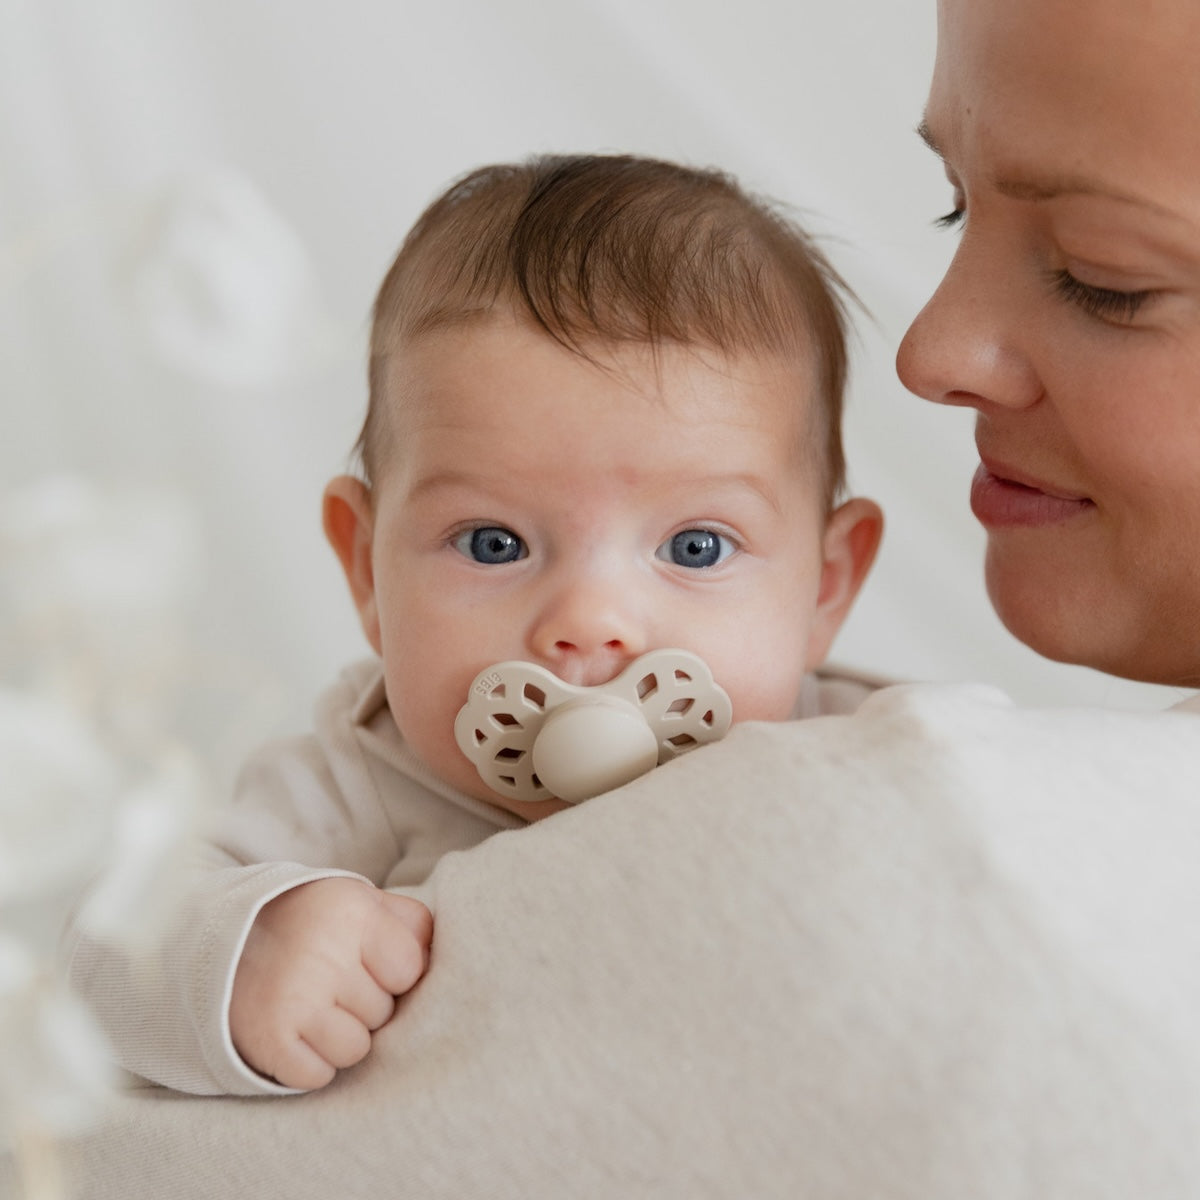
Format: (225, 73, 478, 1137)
(657, 529, 734, 570)
(455, 526, 526, 564)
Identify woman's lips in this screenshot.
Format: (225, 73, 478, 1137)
(969, 463, 1094, 528)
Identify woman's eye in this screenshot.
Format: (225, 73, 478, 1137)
(1049, 269, 1154, 324)
(933, 186, 966, 230)
(454, 526, 526, 564)
(656, 529, 736, 570)
(934, 205, 965, 230)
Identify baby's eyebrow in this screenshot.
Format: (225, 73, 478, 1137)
(399, 470, 505, 513)
(405, 468, 491, 498)
(667, 471, 785, 517)
(407, 467, 785, 517)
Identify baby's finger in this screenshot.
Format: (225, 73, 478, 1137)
(335, 971, 397, 1033)
(301, 1004, 373, 1073)
(257, 1033, 337, 1093)
(360, 894, 432, 996)
(381, 891, 434, 950)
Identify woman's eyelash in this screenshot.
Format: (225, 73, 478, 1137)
(1049, 270, 1153, 322)
(930, 194, 1153, 321)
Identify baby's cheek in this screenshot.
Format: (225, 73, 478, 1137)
(384, 654, 508, 803)
(404, 703, 469, 787)
(438, 728, 490, 797)
(725, 673, 808, 724)
(710, 649, 806, 724)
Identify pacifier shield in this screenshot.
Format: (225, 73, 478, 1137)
(454, 648, 732, 804)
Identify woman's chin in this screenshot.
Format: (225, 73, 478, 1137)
(985, 551, 1109, 672)
(986, 558, 1195, 686)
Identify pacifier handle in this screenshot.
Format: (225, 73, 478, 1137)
(530, 696, 660, 804)
(454, 648, 732, 804)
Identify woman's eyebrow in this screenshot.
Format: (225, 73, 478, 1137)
(915, 116, 1177, 217)
(916, 119, 942, 158)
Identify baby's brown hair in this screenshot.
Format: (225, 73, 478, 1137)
(361, 154, 854, 506)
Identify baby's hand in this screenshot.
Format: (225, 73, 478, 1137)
(229, 877, 432, 1090)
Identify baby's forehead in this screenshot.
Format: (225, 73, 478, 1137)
(384, 316, 820, 416)
(371, 317, 825, 489)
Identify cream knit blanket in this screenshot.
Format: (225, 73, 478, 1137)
(13, 683, 1200, 1199)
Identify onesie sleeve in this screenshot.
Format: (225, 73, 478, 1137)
(66, 859, 367, 1096)
(64, 664, 412, 1097)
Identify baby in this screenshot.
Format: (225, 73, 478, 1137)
(68, 153, 883, 1096)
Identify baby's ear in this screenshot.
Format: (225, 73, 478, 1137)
(323, 475, 382, 655)
(804, 497, 884, 671)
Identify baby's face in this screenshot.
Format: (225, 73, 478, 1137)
(332, 312, 877, 818)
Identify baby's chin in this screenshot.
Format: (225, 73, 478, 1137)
(423, 736, 494, 800)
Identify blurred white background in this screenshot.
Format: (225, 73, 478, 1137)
(3, 0, 1184, 771)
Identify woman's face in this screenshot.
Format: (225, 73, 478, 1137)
(897, 0, 1200, 686)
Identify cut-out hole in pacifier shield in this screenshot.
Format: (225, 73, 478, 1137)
(524, 684, 546, 709)
(636, 673, 658, 701)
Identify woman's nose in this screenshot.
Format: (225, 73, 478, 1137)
(527, 570, 648, 686)
(895, 236, 1042, 412)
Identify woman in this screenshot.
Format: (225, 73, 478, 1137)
(13, 1, 1199, 1197)
(897, 0, 1200, 693)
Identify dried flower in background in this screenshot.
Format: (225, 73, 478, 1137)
(0, 475, 209, 1196)
(123, 167, 335, 389)
(1, 159, 326, 1197)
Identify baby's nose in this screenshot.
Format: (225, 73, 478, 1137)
(528, 573, 649, 686)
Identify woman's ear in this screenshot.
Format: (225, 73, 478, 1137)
(323, 475, 382, 655)
(804, 496, 884, 670)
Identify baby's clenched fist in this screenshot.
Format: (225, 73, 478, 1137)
(230, 877, 432, 1090)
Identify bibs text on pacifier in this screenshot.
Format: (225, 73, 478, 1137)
(454, 648, 732, 804)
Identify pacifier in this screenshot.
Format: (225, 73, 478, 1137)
(454, 648, 732, 804)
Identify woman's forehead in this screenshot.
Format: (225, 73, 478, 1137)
(929, 0, 1200, 213)
(933, 0, 1200, 113)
